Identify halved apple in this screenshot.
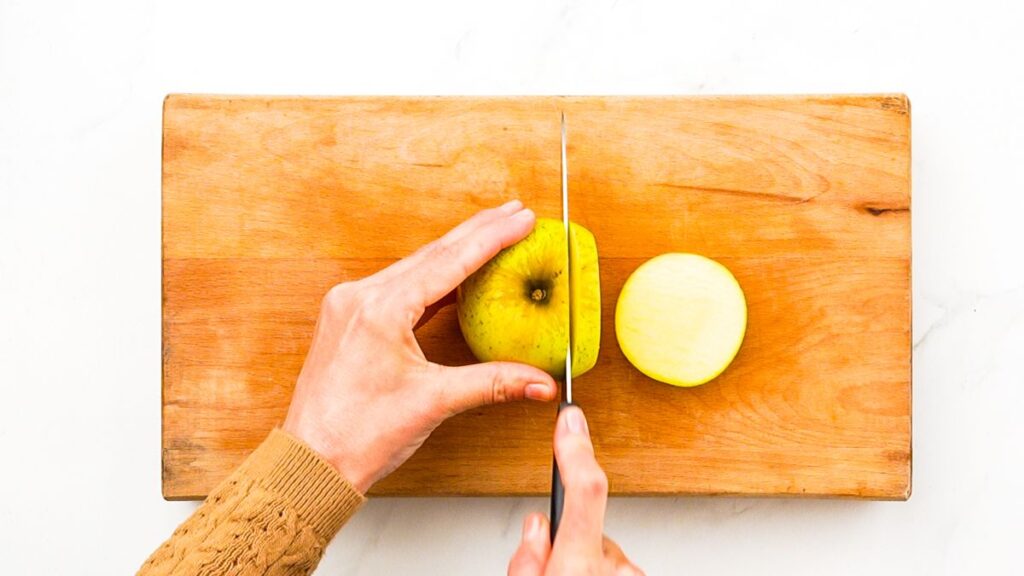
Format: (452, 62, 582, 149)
(615, 253, 746, 387)
(457, 218, 600, 378)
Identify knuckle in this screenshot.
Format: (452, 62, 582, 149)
(322, 282, 394, 326)
(350, 290, 388, 326)
(431, 240, 476, 279)
(489, 366, 510, 404)
(428, 240, 456, 263)
(322, 282, 356, 314)
(354, 286, 382, 310)
(577, 468, 608, 500)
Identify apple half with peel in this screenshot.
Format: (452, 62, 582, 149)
(457, 218, 600, 379)
(615, 253, 746, 387)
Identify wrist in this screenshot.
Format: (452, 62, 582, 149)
(282, 415, 374, 494)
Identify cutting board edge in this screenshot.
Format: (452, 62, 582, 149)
(162, 92, 911, 113)
(160, 478, 911, 502)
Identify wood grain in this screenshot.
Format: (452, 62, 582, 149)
(163, 95, 911, 500)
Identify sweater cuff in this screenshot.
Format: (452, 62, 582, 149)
(237, 428, 367, 541)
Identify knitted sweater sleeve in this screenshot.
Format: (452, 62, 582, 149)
(137, 429, 366, 576)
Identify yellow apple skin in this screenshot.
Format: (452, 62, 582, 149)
(457, 218, 600, 379)
(615, 253, 746, 387)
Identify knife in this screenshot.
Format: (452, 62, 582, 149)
(550, 111, 573, 542)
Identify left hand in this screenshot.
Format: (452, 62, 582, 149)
(283, 200, 558, 492)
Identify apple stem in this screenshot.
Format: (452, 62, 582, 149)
(531, 288, 546, 302)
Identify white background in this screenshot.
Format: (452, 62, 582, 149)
(2, 1, 1022, 574)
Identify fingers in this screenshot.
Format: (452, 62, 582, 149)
(431, 199, 524, 250)
(430, 361, 557, 416)
(552, 406, 608, 554)
(602, 536, 626, 563)
(401, 203, 536, 310)
(444, 199, 525, 244)
(603, 536, 645, 576)
(379, 199, 524, 285)
(412, 289, 456, 331)
(507, 513, 551, 576)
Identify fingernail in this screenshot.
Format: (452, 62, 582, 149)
(562, 408, 588, 435)
(524, 515, 542, 539)
(500, 199, 523, 213)
(525, 383, 551, 401)
(512, 208, 535, 223)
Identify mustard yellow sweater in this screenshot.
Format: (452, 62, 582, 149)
(138, 429, 366, 575)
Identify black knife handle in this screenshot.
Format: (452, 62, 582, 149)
(550, 400, 571, 542)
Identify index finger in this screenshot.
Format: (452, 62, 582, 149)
(377, 200, 523, 284)
(400, 206, 537, 310)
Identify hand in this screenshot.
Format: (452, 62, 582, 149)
(283, 200, 558, 492)
(508, 407, 644, 576)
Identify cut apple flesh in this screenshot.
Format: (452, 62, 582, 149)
(568, 223, 600, 377)
(615, 253, 746, 387)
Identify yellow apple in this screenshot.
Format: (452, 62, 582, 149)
(457, 218, 600, 378)
(615, 253, 746, 387)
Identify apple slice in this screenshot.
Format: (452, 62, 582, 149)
(456, 218, 600, 379)
(568, 222, 600, 377)
(615, 253, 746, 387)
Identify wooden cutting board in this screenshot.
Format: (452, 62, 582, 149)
(162, 95, 911, 500)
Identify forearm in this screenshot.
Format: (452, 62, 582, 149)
(138, 429, 365, 576)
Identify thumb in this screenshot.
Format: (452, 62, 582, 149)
(431, 361, 557, 415)
(551, 407, 607, 555)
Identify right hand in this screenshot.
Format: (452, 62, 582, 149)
(508, 406, 644, 576)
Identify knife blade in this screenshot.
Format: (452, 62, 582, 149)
(550, 111, 573, 542)
(561, 111, 574, 404)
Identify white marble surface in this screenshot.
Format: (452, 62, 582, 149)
(1, 1, 1022, 574)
